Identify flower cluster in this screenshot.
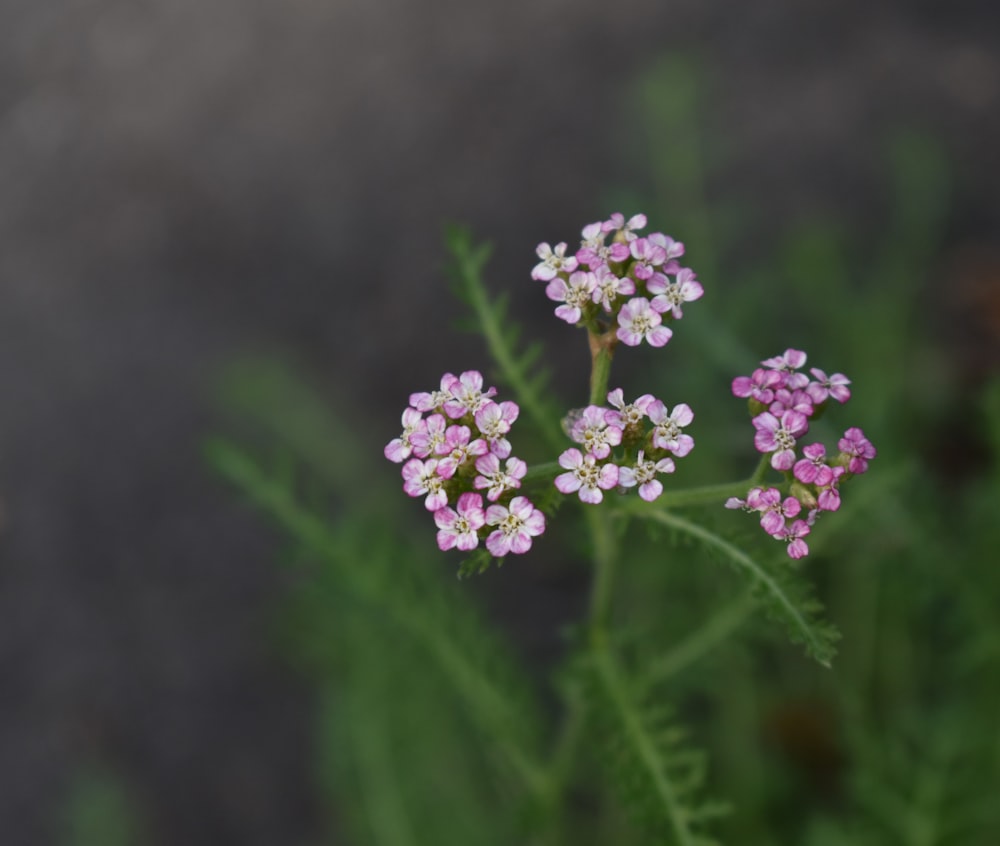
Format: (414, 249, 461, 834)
(532, 213, 703, 348)
(555, 388, 694, 504)
(727, 349, 876, 559)
(385, 370, 546, 557)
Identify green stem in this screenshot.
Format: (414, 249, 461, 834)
(749, 453, 771, 486)
(591, 642, 697, 846)
(588, 331, 615, 407)
(586, 506, 618, 641)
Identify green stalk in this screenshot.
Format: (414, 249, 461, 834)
(588, 331, 616, 407)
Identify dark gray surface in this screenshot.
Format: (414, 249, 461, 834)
(1, 0, 997, 842)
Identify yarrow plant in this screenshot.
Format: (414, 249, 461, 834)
(217, 209, 888, 846)
(387, 213, 874, 568)
(376, 213, 878, 842)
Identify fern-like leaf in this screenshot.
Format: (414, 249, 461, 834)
(582, 643, 727, 846)
(444, 225, 564, 452)
(625, 508, 840, 667)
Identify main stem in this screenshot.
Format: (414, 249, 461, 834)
(586, 330, 618, 639)
(588, 330, 617, 407)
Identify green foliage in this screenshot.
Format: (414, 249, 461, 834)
(445, 224, 566, 454)
(625, 507, 840, 667)
(203, 53, 1000, 846)
(582, 643, 729, 846)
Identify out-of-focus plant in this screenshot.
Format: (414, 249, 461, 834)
(206, 56, 1000, 846)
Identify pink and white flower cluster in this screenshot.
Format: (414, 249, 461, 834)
(385, 370, 545, 557)
(727, 349, 876, 559)
(554, 388, 695, 504)
(532, 213, 703, 348)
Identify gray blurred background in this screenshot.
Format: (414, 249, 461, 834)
(1, 0, 998, 843)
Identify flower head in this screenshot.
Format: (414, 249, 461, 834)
(555, 448, 619, 504)
(752, 410, 809, 470)
(473, 453, 527, 502)
(546, 271, 597, 325)
(435, 492, 486, 552)
(732, 368, 784, 405)
(647, 401, 695, 457)
(474, 400, 520, 458)
(618, 450, 675, 502)
(838, 427, 876, 474)
(779, 520, 811, 559)
(807, 368, 851, 404)
(569, 405, 623, 459)
(485, 496, 546, 556)
(605, 388, 655, 431)
(649, 267, 704, 319)
(591, 266, 635, 312)
(384, 407, 426, 463)
(532, 242, 578, 281)
(401, 458, 449, 511)
(617, 297, 672, 348)
(443, 371, 497, 419)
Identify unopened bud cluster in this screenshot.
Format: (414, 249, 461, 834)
(384, 370, 545, 557)
(533, 212, 703, 347)
(726, 349, 876, 558)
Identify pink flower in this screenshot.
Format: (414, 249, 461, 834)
(807, 368, 851, 404)
(401, 458, 449, 511)
(629, 237, 667, 280)
(768, 388, 814, 418)
(616, 297, 673, 347)
(384, 407, 426, 463)
(569, 405, 623, 459)
(647, 401, 695, 457)
(474, 400, 520, 458)
(838, 427, 876, 474)
(618, 450, 675, 502)
(532, 242, 578, 281)
(731, 368, 784, 405)
(605, 388, 655, 430)
(473, 453, 527, 502)
(647, 232, 684, 260)
(759, 494, 802, 537)
(793, 443, 835, 486)
(435, 492, 486, 552)
(649, 267, 704, 319)
(602, 212, 647, 240)
(409, 413, 448, 458)
(554, 448, 619, 504)
(577, 222, 629, 269)
(761, 349, 809, 390)
(725, 486, 775, 511)
(442, 371, 496, 419)
(436, 425, 488, 477)
(779, 520, 811, 559)
(546, 271, 597, 324)
(591, 266, 635, 312)
(817, 466, 846, 511)
(485, 496, 546, 556)
(409, 373, 457, 413)
(752, 410, 809, 471)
